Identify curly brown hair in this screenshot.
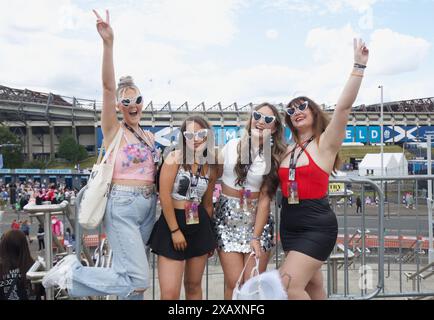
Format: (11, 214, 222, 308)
(285, 96, 340, 172)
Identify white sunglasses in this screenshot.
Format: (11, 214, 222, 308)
(119, 95, 143, 107)
(183, 129, 208, 140)
(286, 101, 309, 117)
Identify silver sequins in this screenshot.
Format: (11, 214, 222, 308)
(213, 194, 275, 253)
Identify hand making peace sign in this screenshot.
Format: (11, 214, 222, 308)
(93, 9, 113, 44)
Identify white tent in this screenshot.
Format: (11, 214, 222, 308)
(358, 153, 408, 177)
(388, 153, 409, 176)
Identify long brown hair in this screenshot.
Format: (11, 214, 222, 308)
(177, 115, 215, 173)
(234, 103, 287, 198)
(0, 230, 34, 287)
(285, 96, 340, 172)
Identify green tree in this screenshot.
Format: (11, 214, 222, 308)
(57, 135, 88, 164)
(0, 126, 23, 168)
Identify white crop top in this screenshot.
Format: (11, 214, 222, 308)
(221, 138, 267, 192)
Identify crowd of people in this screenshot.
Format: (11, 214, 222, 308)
(0, 182, 79, 300)
(0, 182, 77, 212)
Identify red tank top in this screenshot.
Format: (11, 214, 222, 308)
(278, 150, 329, 200)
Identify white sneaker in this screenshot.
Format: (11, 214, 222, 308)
(42, 255, 78, 289)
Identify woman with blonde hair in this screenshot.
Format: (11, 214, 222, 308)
(42, 10, 158, 300)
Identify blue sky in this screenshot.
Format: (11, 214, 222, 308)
(0, 0, 433, 107)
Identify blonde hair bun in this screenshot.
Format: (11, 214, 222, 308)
(116, 75, 140, 99)
(118, 75, 135, 88)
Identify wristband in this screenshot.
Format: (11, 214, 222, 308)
(354, 63, 367, 69)
(171, 228, 180, 234)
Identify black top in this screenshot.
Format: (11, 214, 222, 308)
(0, 267, 42, 300)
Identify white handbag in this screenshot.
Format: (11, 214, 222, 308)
(232, 253, 288, 300)
(78, 127, 123, 229)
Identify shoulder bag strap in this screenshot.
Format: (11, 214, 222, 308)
(101, 127, 124, 164)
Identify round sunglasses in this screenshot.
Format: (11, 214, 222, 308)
(252, 111, 276, 125)
(120, 95, 143, 107)
(183, 129, 208, 141)
(286, 101, 309, 117)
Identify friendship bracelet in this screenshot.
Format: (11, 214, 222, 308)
(354, 63, 367, 69)
(252, 235, 261, 241)
(171, 227, 180, 234)
(351, 72, 364, 78)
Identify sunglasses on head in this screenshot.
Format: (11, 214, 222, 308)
(119, 95, 143, 107)
(252, 111, 276, 125)
(183, 129, 208, 141)
(286, 100, 309, 117)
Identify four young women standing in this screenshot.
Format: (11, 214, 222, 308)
(42, 10, 370, 300)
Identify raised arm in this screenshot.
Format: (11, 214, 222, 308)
(93, 9, 119, 145)
(321, 38, 370, 154)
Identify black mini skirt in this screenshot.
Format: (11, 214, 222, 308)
(280, 197, 338, 262)
(148, 205, 216, 261)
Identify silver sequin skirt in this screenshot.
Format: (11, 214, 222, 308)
(213, 194, 275, 253)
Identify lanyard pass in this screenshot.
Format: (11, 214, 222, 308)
(289, 168, 296, 181)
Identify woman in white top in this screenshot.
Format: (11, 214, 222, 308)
(214, 103, 286, 300)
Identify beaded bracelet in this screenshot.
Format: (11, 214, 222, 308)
(351, 72, 364, 78)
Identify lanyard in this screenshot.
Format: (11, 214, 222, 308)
(122, 122, 159, 162)
(189, 164, 203, 200)
(288, 136, 314, 181)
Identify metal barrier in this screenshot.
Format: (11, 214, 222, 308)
(326, 177, 385, 300)
(23, 175, 434, 300)
(23, 189, 96, 300)
(327, 175, 434, 300)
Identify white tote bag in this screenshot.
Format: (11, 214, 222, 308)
(232, 253, 288, 300)
(78, 128, 123, 229)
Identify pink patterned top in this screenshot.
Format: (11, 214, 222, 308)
(111, 131, 156, 183)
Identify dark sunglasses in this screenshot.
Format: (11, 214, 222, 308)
(252, 111, 276, 125)
(120, 95, 143, 107)
(286, 101, 309, 117)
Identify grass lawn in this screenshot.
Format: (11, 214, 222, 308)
(47, 156, 98, 169)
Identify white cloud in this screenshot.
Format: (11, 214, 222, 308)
(305, 25, 359, 64)
(262, 0, 318, 13)
(0, 0, 92, 35)
(265, 29, 279, 39)
(106, 0, 245, 48)
(0, 0, 244, 99)
(0, 1, 432, 108)
(299, 25, 432, 105)
(263, 0, 378, 14)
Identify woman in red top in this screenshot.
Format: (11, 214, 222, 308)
(278, 39, 369, 300)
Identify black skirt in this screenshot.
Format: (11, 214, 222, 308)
(148, 205, 216, 261)
(280, 197, 338, 262)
